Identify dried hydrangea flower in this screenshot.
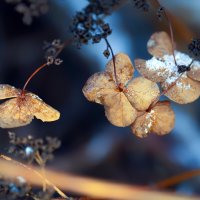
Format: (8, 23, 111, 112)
(6, 0, 49, 25)
(131, 101, 175, 138)
(0, 84, 60, 128)
(83, 53, 160, 127)
(135, 31, 200, 104)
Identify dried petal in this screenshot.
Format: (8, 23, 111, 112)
(106, 53, 134, 85)
(151, 101, 175, 135)
(82, 72, 116, 104)
(147, 31, 173, 58)
(131, 110, 155, 138)
(131, 101, 175, 137)
(134, 59, 166, 82)
(0, 85, 60, 128)
(27, 93, 60, 122)
(162, 76, 200, 104)
(105, 92, 137, 127)
(0, 84, 20, 100)
(187, 61, 200, 81)
(125, 77, 160, 111)
(0, 98, 33, 128)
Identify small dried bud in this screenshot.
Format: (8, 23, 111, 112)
(47, 56, 54, 65)
(103, 49, 110, 58)
(54, 58, 63, 65)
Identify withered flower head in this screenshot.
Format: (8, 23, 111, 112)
(83, 53, 160, 127)
(0, 85, 60, 128)
(135, 31, 200, 104)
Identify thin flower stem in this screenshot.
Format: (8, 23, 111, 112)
(22, 63, 47, 95)
(104, 38, 119, 86)
(154, 0, 177, 66)
(21, 38, 73, 95)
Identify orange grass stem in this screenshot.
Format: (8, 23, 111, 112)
(0, 157, 198, 200)
(154, 169, 200, 189)
(0, 154, 68, 199)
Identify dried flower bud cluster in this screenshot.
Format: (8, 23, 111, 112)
(135, 31, 200, 104)
(70, 0, 121, 47)
(156, 6, 164, 20)
(132, 0, 149, 12)
(0, 84, 60, 128)
(188, 39, 200, 58)
(8, 132, 61, 164)
(83, 53, 175, 137)
(5, 0, 49, 25)
(0, 176, 30, 199)
(0, 175, 57, 200)
(43, 39, 64, 65)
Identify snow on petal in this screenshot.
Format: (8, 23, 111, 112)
(145, 51, 192, 84)
(131, 109, 155, 138)
(135, 59, 167, 82)
(162, 76, 200, 104)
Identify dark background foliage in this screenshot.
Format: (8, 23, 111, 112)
(0, 0, 200, 197)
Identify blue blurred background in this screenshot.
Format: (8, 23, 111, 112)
(0, 0, 200, 197)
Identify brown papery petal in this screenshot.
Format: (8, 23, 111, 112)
(162, 76, 200, 104)
(187, 61, 200, 81)
(0, 98, 33, 128)
(125, 77, 160, 111)
(106, 53, 134, 85)
(131, 110, 155, 138)
(27, 93, 60, 122)
(151, 101, 175, 135)
(105, 92, 137, 127)
(82, 72, 116, 104)
(147, 32, 173, 58)
(0, 84, 20, 100)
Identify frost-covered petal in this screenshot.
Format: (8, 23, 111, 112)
(140, 51, 193, 83)
(131, 101, 175, 137)
(106, 53, 134, 85)
(0, 84, 20, 100)
(135, 59, 167, 82)
(125, 77, 160, 111)
(147, 31, 173, 58)
(131, 110, 155, 138)
(82, 72, 116, 104)
(187, 61, 200, 81)
(26, 93, 60, 122)
(162, 76, 200, 104)
(104, 92, 137, 127)
(0, 98, 33, 128)
(151, 101, 175, 135)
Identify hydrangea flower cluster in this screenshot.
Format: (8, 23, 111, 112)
(83, 53, 175, 138)
(5, 0, 49, 25)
